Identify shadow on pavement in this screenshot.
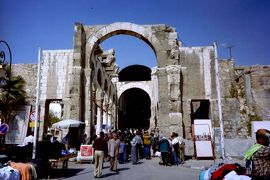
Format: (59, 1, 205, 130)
(132, 161, 144, 165)
(50, 168, 85, 179)
(118, 167, 129, 171)
(101, 167, 130, 178)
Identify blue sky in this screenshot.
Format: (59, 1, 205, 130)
(0, 0, 269, 69)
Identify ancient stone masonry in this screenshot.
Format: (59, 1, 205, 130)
(11, 22, 270, 157)
(178, 46, 217, 141)
(235, 66, 270, 129)
(80, 22, 182, 137)
(40, 50, 74, 138)
(12, 64, 38, 105)
(217, 61, 270, 139)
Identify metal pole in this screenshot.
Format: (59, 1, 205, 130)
(32, 48, 42, 159)
(214, 42, 226, 160)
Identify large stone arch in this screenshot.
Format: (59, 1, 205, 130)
(86, 22, 179, 67)
(87, 22, 157, 58)
(69, 22, 181, 137)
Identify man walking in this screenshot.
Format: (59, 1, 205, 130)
(92, 132, 108, 178)
(108, 131, 120, 172)
(131, 131, 143, 164)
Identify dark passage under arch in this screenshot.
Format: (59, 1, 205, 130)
(118, 65, 151, 82)
(118, 88, 151, 130)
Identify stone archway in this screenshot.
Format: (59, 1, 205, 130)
(69, 22, 182, 136)
(86, 22, 179, 68)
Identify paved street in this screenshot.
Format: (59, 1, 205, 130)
(49, 157, 200, 180)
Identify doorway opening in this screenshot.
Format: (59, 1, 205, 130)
(118, 88, 151, 130)
(190, 99, 210, 122)
(44, 99, 63, 134)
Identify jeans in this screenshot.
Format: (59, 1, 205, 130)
(172, 151, 180, 165)
(144, 145, 151, 159)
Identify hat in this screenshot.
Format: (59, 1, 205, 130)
(160, 134, 164, 138)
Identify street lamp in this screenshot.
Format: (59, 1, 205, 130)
(0, 40, 12, 81)
(0, 40, 12, 143)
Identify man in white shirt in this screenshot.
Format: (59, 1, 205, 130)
(171, 132, 184, 164)
(23, 132, 34, 146)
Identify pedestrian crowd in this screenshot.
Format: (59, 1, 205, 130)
(91, 129, 185, 178)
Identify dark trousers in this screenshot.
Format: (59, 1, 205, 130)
(161, 152, 169, 165)
(118, 153, 124, 164)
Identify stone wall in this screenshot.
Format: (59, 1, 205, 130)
(245, 66, 270, 120)
(40, 50, 73, 101)
(12, 64, 38, 108)
(179, 46, 216, 140)
(40, 50, 73, 139)
(218, 60, 249, 138)
(219, 60, 236, 98)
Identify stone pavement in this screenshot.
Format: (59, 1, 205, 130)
(182, 157, 245, 170)
(48, 156, 246, 180)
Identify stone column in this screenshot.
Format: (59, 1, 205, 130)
(84, 68, 92, 138)
(66, 23, 85, 121)
(39, 100, 46, 141)
(107, 102, 113, 131)
(96, 106, 101, 135)
(156, 67, 169, 136)
(102, 100, 109, 132)
(111, 104, 117, 130)
(102, 111, 107, 132)
(107, 113, 112, 130)
(90, 88, 96, 137)
(96, 93, 104, 135)
(166, 65, 183, 135)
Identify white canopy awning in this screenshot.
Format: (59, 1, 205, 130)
(51, 119, 85, 129)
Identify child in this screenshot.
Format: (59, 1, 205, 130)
(119, 137, 126, 164)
